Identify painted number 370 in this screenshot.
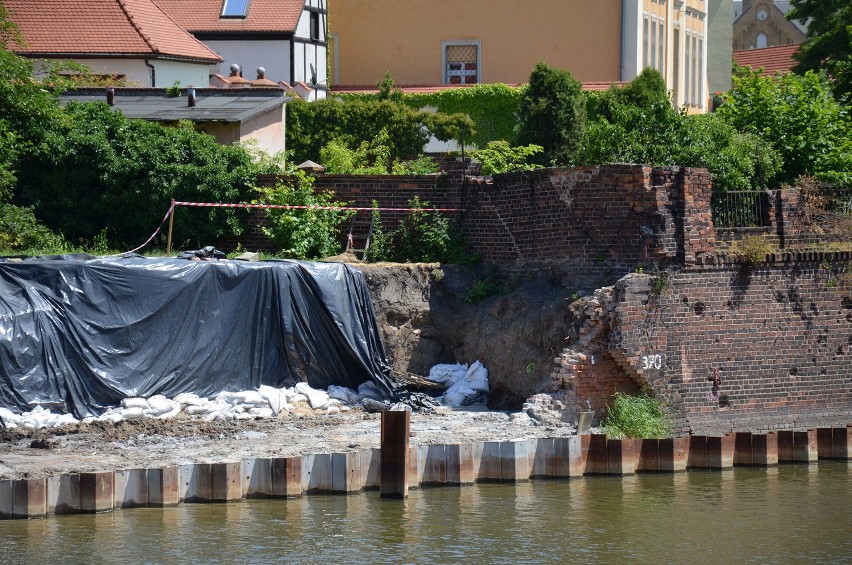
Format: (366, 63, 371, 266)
(641, 354, 663, 370)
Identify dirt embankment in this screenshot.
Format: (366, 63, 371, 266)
(359, 263, 585, 407)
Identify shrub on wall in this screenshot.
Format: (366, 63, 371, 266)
(515, 62, 586, 166)
(254, 171, 354, 259)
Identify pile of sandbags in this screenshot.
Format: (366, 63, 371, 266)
(427, 361, 490, 407)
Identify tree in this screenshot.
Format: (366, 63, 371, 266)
(515, 62, 586, 166)
(717, 67, 852, 186)
(787, 0, 852, 102)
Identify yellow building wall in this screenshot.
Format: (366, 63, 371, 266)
(329, 0, 623, 86)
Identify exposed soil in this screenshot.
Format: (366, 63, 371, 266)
(0, 406, 577, 480)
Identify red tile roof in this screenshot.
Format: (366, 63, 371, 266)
(154, 0, 306, 33)
(733, 44, 800, 76)
(5, 0, 221, 62)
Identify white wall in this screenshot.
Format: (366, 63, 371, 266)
(31, 57, 209, 87)
(152, 59, 210, 88)
(203, 39, 292, 84)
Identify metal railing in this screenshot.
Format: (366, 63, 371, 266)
(712, 190, 772, 228)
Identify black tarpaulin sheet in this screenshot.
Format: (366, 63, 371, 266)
(0, 255, 395, 418)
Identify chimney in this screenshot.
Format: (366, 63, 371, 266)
(187, 87, 196, 107)
(107, 87, 115, 106)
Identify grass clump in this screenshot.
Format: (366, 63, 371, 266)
(602, 391, 671, 439)
(729, 235, 773, 268)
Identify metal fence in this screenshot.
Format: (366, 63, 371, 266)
(823, 187, 852, 216)
(711, 190, 772, 228)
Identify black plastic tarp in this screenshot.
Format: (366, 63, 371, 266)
(0, 255, 395, 418)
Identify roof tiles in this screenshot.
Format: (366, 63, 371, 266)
(153, 0, 306, 33)
(5, 0, 221, 62)
(733, 44, 799, 76)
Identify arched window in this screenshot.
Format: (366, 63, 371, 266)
(756, 33, 768, 48)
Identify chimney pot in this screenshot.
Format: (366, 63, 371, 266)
(107, 87, 115, 106)
(187, 87, 196, 107)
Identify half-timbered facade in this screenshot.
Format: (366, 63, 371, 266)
(156, 0, 328, 99)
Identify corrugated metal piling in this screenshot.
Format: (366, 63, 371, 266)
(0, 426, 849, 519)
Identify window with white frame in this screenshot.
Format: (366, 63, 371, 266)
(443, 41, 480, 84)
(651, 17, 658, 71)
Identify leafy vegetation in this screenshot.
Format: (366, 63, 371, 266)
(728, 235, 773, 267)
(515, 62, 586, 166)
(787, 0, 851, 102)
(319, 129, 439, 175)
(602, 391, 671, 439)
(470, 141, 544, 175)
(286, 94, 474, 166)
(717, 67, 852, 187)
(365, 197, 472, 264)
(254, 172, 354, 259)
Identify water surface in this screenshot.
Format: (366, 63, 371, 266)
(1, 461, 849, 564)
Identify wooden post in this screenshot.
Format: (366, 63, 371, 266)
(380, 410, 410, 498)
(166, 199, 176, 255)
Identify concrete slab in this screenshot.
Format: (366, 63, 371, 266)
(180, 464, 212, 502)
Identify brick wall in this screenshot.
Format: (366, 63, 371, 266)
(600, 253, 852, 435)
(231, 164, 714, 283)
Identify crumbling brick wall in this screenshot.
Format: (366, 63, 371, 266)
(575, 253, 852, 435)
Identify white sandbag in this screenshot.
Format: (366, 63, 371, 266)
(442, 384, 476, 407)
(328, 385, 359, 404)
(174, 392, 204, 407)
(249, 406, 274, 419)
(295, 382, 329, 409)
(156, 404, 182, 419)
(98, 411, 124, 423)
(463, 361, 490, 392)
(186, 404, 215, 416)
(146, 395, 173, 415)
(357, 381, 385, 401)
(120, 407, 145, 420)
(214, 392, 242, 406)
(234, 391, 266, 406)
(0, 407, 21, 425)
(55, 413, 79, 426)
(289, 393, 308, 405)
(428, 363, 469, 384)
(121, 397, 149, 410)
(258, 385, 285, 415)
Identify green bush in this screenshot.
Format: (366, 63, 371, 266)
(717, 68, 852, 186)
(0, 203, 67, 253)
(602, 391, 671, 439)
(14, 103, 258, 249)
(320, 129, 439, 175)
(254, 171, 354, 259)
(471, 141, 544, 175)
(364, 197, 471, 263)
(515, 62, 586, 166)
(287, 96, 474, 166)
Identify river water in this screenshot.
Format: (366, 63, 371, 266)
(1, 461, 849, 564)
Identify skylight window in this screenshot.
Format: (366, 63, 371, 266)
(221, 0, 250, 18)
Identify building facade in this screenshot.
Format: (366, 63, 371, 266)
(329, 0, 715, 111)
(732, 1, 806, 50)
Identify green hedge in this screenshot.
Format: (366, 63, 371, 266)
(335, 83, 524, 149)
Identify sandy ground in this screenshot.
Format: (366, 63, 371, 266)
(0, 406, 579, 480)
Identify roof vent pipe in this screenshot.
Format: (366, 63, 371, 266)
(187, 87, 196, 107)
(107, 87, 115, 106)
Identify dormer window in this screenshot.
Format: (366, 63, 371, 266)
(221, 0, 250, 18)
